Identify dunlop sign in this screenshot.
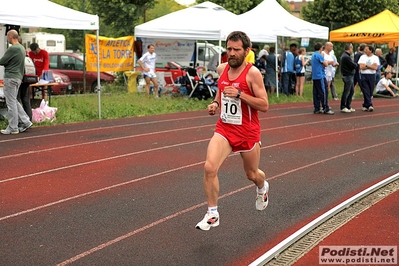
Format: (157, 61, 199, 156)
(344, 33, 385, 38)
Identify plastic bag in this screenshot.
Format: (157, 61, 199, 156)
(32, 99, 58, 123)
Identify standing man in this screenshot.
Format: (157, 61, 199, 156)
(0, 30, 32, 134)
(353, 43, 366, 97)
(323, 42, 339, 100)
(195, 31, 269, 231)
(385, 47, 397, 68)
(358, 45, 379, 112)
(138, 44, 159, 97)
(311, 42, 334, 115)
(28, 43, 49, 78)
(340, 43, 358, 113)
(29, 43, 50, 101)
(281, 46, 294, 96)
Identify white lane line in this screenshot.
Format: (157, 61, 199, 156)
(1, 123, 398, 221)
(1, 119, 398, 184)
(55, 138, 399, 266)
(2, 110, 398, 161)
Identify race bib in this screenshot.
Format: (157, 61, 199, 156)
(220, 94, 242, 125)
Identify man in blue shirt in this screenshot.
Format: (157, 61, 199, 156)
(311, 42, 334, 114)
(281, 47, 294, 96)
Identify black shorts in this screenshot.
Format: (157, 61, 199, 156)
(296, 73, 305, 77)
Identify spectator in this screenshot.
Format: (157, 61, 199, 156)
(280, 47, 294, 96)
(245, 42, 256, 64)
(265, 47, 277, 94)
(257, 44, 269, 60)
(311, 42, 333, 114)
(385, 47, 397, 68)
(340, 43, 357, 113)
(28, 43, 49, 78)
(323, 42, 339, 100)
(255, 54, 267, 75)
(204, 73, 218, 92)
(375, 71, 399, 97)
(353, 43, 367, 97)
(0, 30, 32, 135)
(358, 45, 380, 112)
(375, 48, 386, 85)
(294, 47, 309, 97)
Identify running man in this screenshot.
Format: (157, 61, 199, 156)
(195, 31, 270, 231)
(138, 44, 159, 97)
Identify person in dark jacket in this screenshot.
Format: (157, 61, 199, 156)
(340, 43, 358, 113)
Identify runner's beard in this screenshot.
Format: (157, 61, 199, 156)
(228, 55, 245, 68)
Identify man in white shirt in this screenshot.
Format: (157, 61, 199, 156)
(375, 71, 398, 97)
(138, 44, 159, 97)
(323, 42, 339, 100)
(358, 45, 380, 111)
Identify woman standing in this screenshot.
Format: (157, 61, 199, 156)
(295, 47, 309, 97)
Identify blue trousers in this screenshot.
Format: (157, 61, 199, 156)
(312, 78, 330, 112)
(360, 73, 375, 108)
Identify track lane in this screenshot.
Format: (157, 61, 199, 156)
(1, 98, 398, 265)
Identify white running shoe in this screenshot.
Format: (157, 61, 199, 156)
(350, 108, 356, 112)
(341, 108, 351, 113)
(256, 181, 269, 211)
(195, 212, 219, 231)
(368, 106, 374, 112)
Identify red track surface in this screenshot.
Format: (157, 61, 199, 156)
(1, 97, 398, 265)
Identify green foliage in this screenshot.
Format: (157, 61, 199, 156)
(302, 0, 399, 31)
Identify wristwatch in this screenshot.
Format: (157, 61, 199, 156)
(236, 89, 241, 99)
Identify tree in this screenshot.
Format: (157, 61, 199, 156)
(302, 0, 399, 31)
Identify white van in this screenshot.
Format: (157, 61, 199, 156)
(21, 32, 66, 53)
(193, 43, 225, 68)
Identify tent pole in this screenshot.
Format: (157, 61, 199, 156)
(276, 39, 279, 97)
(396, 41, 399, 86)
(96, 30, 101, 119)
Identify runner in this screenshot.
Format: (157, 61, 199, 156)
(195, 31, 270, 231)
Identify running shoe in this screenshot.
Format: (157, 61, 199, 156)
(350, 108, 356, 112)
(195, 212, 219, 231)
(341, 108, 351, 113)
(1, 128, 19, 135)
(324, 110, 335, 115)
(19, 122, 33, 133)
(368, 106, 374, 112)
(256, 181, 269, 211)
(362, 107, 368, 112)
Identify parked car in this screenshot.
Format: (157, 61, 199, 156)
(136, 61, 187, 84)
(49, 52, 115, 93)
(50, 72, 73, 95)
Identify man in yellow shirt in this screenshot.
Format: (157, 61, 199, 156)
(245, 43, 258, 64)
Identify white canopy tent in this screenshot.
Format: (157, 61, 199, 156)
(135, 1, 277, 43)
(233, 0, 329, 96)
(0, 0, 103, 118)
(236, 0, 329, 40)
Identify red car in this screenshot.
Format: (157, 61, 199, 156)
(136, 61, 186, 84)
(50, 72, 73, 95)
(49, 52, 115, 93)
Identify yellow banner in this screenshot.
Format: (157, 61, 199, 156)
(85, 34, 134, 72)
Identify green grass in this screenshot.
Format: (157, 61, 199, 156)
(0, 77, 359, 128)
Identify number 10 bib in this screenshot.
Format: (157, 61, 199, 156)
(220, 94, 242, 125)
